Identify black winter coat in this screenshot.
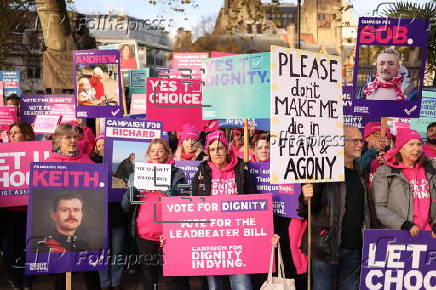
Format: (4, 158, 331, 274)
(191, 158, 257, 196)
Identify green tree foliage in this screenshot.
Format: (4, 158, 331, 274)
(383, 1, 436, 85)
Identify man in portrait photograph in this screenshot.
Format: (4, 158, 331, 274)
(32, 193, 89, 253)
(359, 48, 416, 101)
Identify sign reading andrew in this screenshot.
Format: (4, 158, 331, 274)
(270, 45, 344, 184)
(360, 229, 436, 290)
(162, 194, 273, 276)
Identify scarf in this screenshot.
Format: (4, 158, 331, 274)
(364, 72, 405, 100)
(181, 152, 196, 161)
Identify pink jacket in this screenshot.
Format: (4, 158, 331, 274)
(45, 152, 93, 163)
(289, 218, 308, 274)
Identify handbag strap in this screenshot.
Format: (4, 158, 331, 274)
(277, 243, 285, 279)
(267, 243, 286, 283)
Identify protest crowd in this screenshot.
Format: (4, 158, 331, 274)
(0, 10, 435, 290)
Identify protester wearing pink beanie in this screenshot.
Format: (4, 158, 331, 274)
(372, 128, 436, 238)
(174, 124, 207, 161)
(191, 129, 257, 289)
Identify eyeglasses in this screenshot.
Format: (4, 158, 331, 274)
(344, 138, 364, 144)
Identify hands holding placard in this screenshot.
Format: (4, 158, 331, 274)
(302, 184, 313, 204)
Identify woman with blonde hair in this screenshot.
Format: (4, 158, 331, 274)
(174, 124, 207, 161)
(122, 138, 190, 289)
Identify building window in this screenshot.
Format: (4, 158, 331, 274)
(247, 24, 253, 34)
(256, 24, 262, 34)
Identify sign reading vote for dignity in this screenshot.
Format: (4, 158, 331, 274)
(270, 45, 344, 184)
(162, 194, 273, 276)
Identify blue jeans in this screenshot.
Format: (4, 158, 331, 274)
(207, 274, 252, 290)
(99, 225, 125, 287)
(312, 248, 361, 290)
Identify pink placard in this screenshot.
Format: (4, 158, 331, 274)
(32, 115, 62, 134)
(0, 81, 3, 104)
(0, 106, 17, 131)
(146, 77, 208, 132)
(129, 93, 147, 115)
(210, 52, 237, 58)
(162, 194, 273, 276)
(171, 52, 209, 79)
(0, 141, 51, 207)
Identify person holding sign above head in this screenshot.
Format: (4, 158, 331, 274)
(298, 125, 379, 290)
(250, 133, 270, 162)
(191, 130, 257, 290)
(174, 124, 207, 161)
(121, 138, 190, 290)
(360, 48, 415, 101)
(372, 128, 436, 238)
(1, 122, 35, 290)
(423, 122, 436, 161)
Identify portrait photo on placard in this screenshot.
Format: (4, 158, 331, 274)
(120, 43, 139, 70)
(75, 64, 120, 107)
(29, 188, 104, 253)
(355, 45, 422, 101)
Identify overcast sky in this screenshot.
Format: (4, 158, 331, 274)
(70, 0, 430, 33)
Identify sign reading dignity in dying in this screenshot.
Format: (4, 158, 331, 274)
(270, 46, 344, 184)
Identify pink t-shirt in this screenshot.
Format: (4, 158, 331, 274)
(136, 191, 166, 241)
(208, 154, 238, 196)
(402, 165, 431, 230)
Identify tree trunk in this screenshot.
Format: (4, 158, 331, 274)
(35, 0, 76, 89)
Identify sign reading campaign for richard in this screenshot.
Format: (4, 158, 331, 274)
(162, 194, 273, 276)
(202, 52, 270, 119)
(26, 162, 108, 274)
(360, 229, 436, 290)
(351, 17, 428, 118)
(105, 118, 162, 201)
(270, 45, 344, 184)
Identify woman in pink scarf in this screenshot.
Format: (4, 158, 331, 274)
(372, 128, 436, 238)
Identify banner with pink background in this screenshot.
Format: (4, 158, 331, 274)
(0, 106, 17, 131)
(0, 141, 51, 207)
(162, 194, 273, 276)
(146, 77, 208, 132)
